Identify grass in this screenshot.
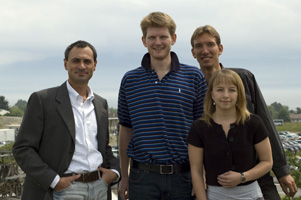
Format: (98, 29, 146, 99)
(276, 122, 301, 133)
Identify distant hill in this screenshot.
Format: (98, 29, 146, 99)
(0, 116, 22, 129)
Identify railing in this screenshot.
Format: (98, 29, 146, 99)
(0, 151, 25, 198)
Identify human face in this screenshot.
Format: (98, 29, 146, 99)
(191, 33, 223, 69)
(64, 46, 96, 86)
(211, 82, 237, 111)
(142, 27, 176, 61)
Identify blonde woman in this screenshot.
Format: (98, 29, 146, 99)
(188, 69, 273, 200)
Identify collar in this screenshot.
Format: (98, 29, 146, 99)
(66, 81, 94, 104)
(141, 51, 180, 72)
(220, 63, 224, 69)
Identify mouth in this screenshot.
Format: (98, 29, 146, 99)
(75, 71, 88, 75)
(201, 56, 211, 61)
(153, 46, 164, 51)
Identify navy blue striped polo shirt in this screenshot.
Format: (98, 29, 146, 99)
(118, 52, 207, 164)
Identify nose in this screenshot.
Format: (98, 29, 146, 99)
(154, 37, 161, 45)
(78, 61, 86, 69)
(202, 46, 209, 54)
(223, 91, 229, 98)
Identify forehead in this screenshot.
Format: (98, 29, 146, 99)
(145, 26, 171, 37)
(213, 77, 236, 87)
(193, 33, 217, 44)
(68, 47, 94, 59)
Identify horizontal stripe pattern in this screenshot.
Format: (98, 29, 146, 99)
(118, 57, 207, 164)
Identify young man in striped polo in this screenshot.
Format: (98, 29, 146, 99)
(118, 11, 207, 200)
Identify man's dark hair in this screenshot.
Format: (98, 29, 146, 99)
(64, 40, 97, 61)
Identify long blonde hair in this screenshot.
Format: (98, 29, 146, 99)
(203, 69, 250, 125)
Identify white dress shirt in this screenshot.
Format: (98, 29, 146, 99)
(65, 81, 103, 173)
(51, 81, 118, 188)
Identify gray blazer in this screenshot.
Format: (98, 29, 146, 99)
(13, 82, 120, 200)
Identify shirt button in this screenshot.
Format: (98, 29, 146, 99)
(226, 151, 231, 157)
(155, 81, 158, 84)
(228, 137, 234, 142)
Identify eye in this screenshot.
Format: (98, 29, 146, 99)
(84, 59, 92, 64)
(208, 42, 215, 47)
(194, 44, 202, 49)
(71, 58, 80, 63)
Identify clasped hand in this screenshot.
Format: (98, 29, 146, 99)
(217, 171, 241, 188)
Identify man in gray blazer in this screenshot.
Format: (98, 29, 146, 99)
(13, 40, 120, 200)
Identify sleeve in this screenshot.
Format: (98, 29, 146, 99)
(187, 120, 204, 148)
(193, 72, 207, 120)
(102, 99, 121, 181)
(12, 92, 57, 191)
(118, 75, 132, 128)
(245, 70, 289, 178)
(252, 114, 269, 144)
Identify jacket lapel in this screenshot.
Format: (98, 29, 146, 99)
(56, 82, 76, 142)
(93, 96, 102, 136)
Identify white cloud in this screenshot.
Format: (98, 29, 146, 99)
(0, 0, 300, 109)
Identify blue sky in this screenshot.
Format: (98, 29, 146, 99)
(0, 0, 300, 110)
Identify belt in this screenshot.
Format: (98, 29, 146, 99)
(131, 160, 190, 174)
(62, 170, 102, 183)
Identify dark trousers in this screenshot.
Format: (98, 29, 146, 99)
(258, 172, 281, 200)
(129, 167, 194, 200)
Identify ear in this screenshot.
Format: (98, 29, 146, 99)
(93, 60, 97, 71)
(218, 44, 223, 56)
(64, 59, 68, 70)
(171, 33, 177, 45)
(191, 48, 196, 59)
(142, 36, 147, 47)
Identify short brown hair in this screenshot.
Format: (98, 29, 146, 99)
(191, 25, 221, 48)
(140, 12, 176, 37)
(65, 40, 97, 62)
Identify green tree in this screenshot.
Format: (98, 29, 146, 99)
(268, 105, 276, 119)
(271, 102, 283, 112)
(15, 99, 27, 112)
(0, 96, 10, 110)
(6, 106, 24, 117)
(277, 106, 291, 122)
(296, 107, 301, 114)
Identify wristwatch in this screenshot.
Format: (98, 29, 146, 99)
(241, 172, 246, 183)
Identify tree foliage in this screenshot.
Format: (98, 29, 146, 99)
(278, 106, 291, 122)
(269, 102, 291, 122)
(271, 102, 283, 112)
(6, 106, 24, 117)
(0, 96, 10, 110)
(268, 105, 276, 119)
(15, 99, 27, 112)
